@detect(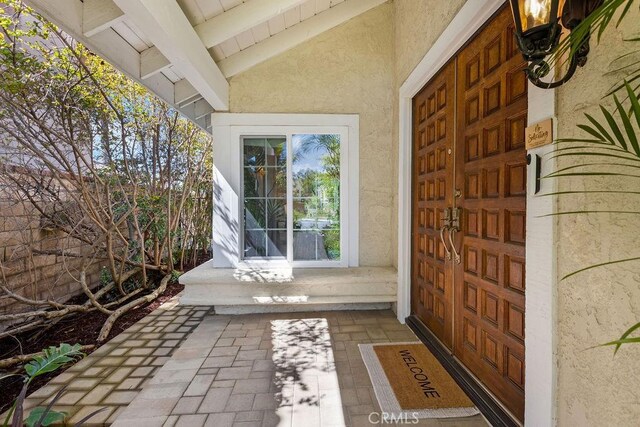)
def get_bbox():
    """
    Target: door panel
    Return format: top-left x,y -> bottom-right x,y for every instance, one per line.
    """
410,5 -> 527,422
453,6 -> 527,421
411,61 -> 455,349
